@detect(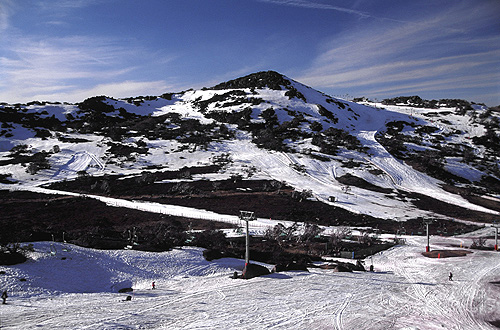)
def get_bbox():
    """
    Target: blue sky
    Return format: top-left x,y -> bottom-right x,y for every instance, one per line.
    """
0,0 -> 499,105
